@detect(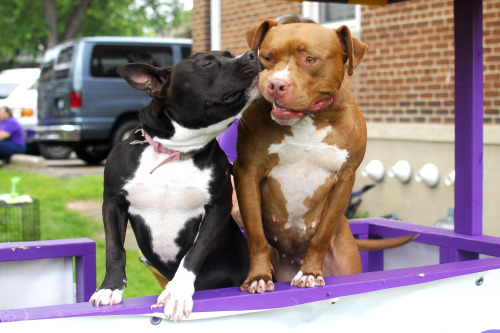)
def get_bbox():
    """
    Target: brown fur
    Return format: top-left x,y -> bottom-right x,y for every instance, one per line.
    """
234,20 -> 413,293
